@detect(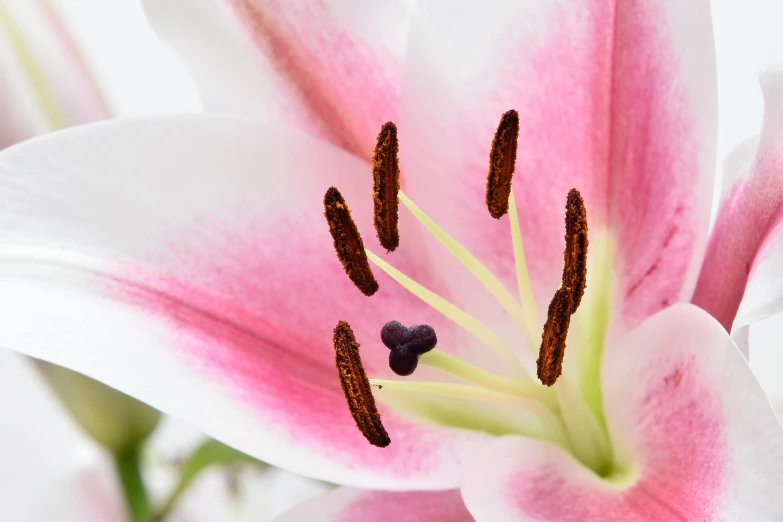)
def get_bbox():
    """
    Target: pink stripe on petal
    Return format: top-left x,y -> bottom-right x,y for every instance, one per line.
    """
693,69 -> 783,332
144,0 -> 408,159
116,173 -> 487,487
126,191 -> 492,476
226,0 -> 403,158
0,115 -> 487,489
